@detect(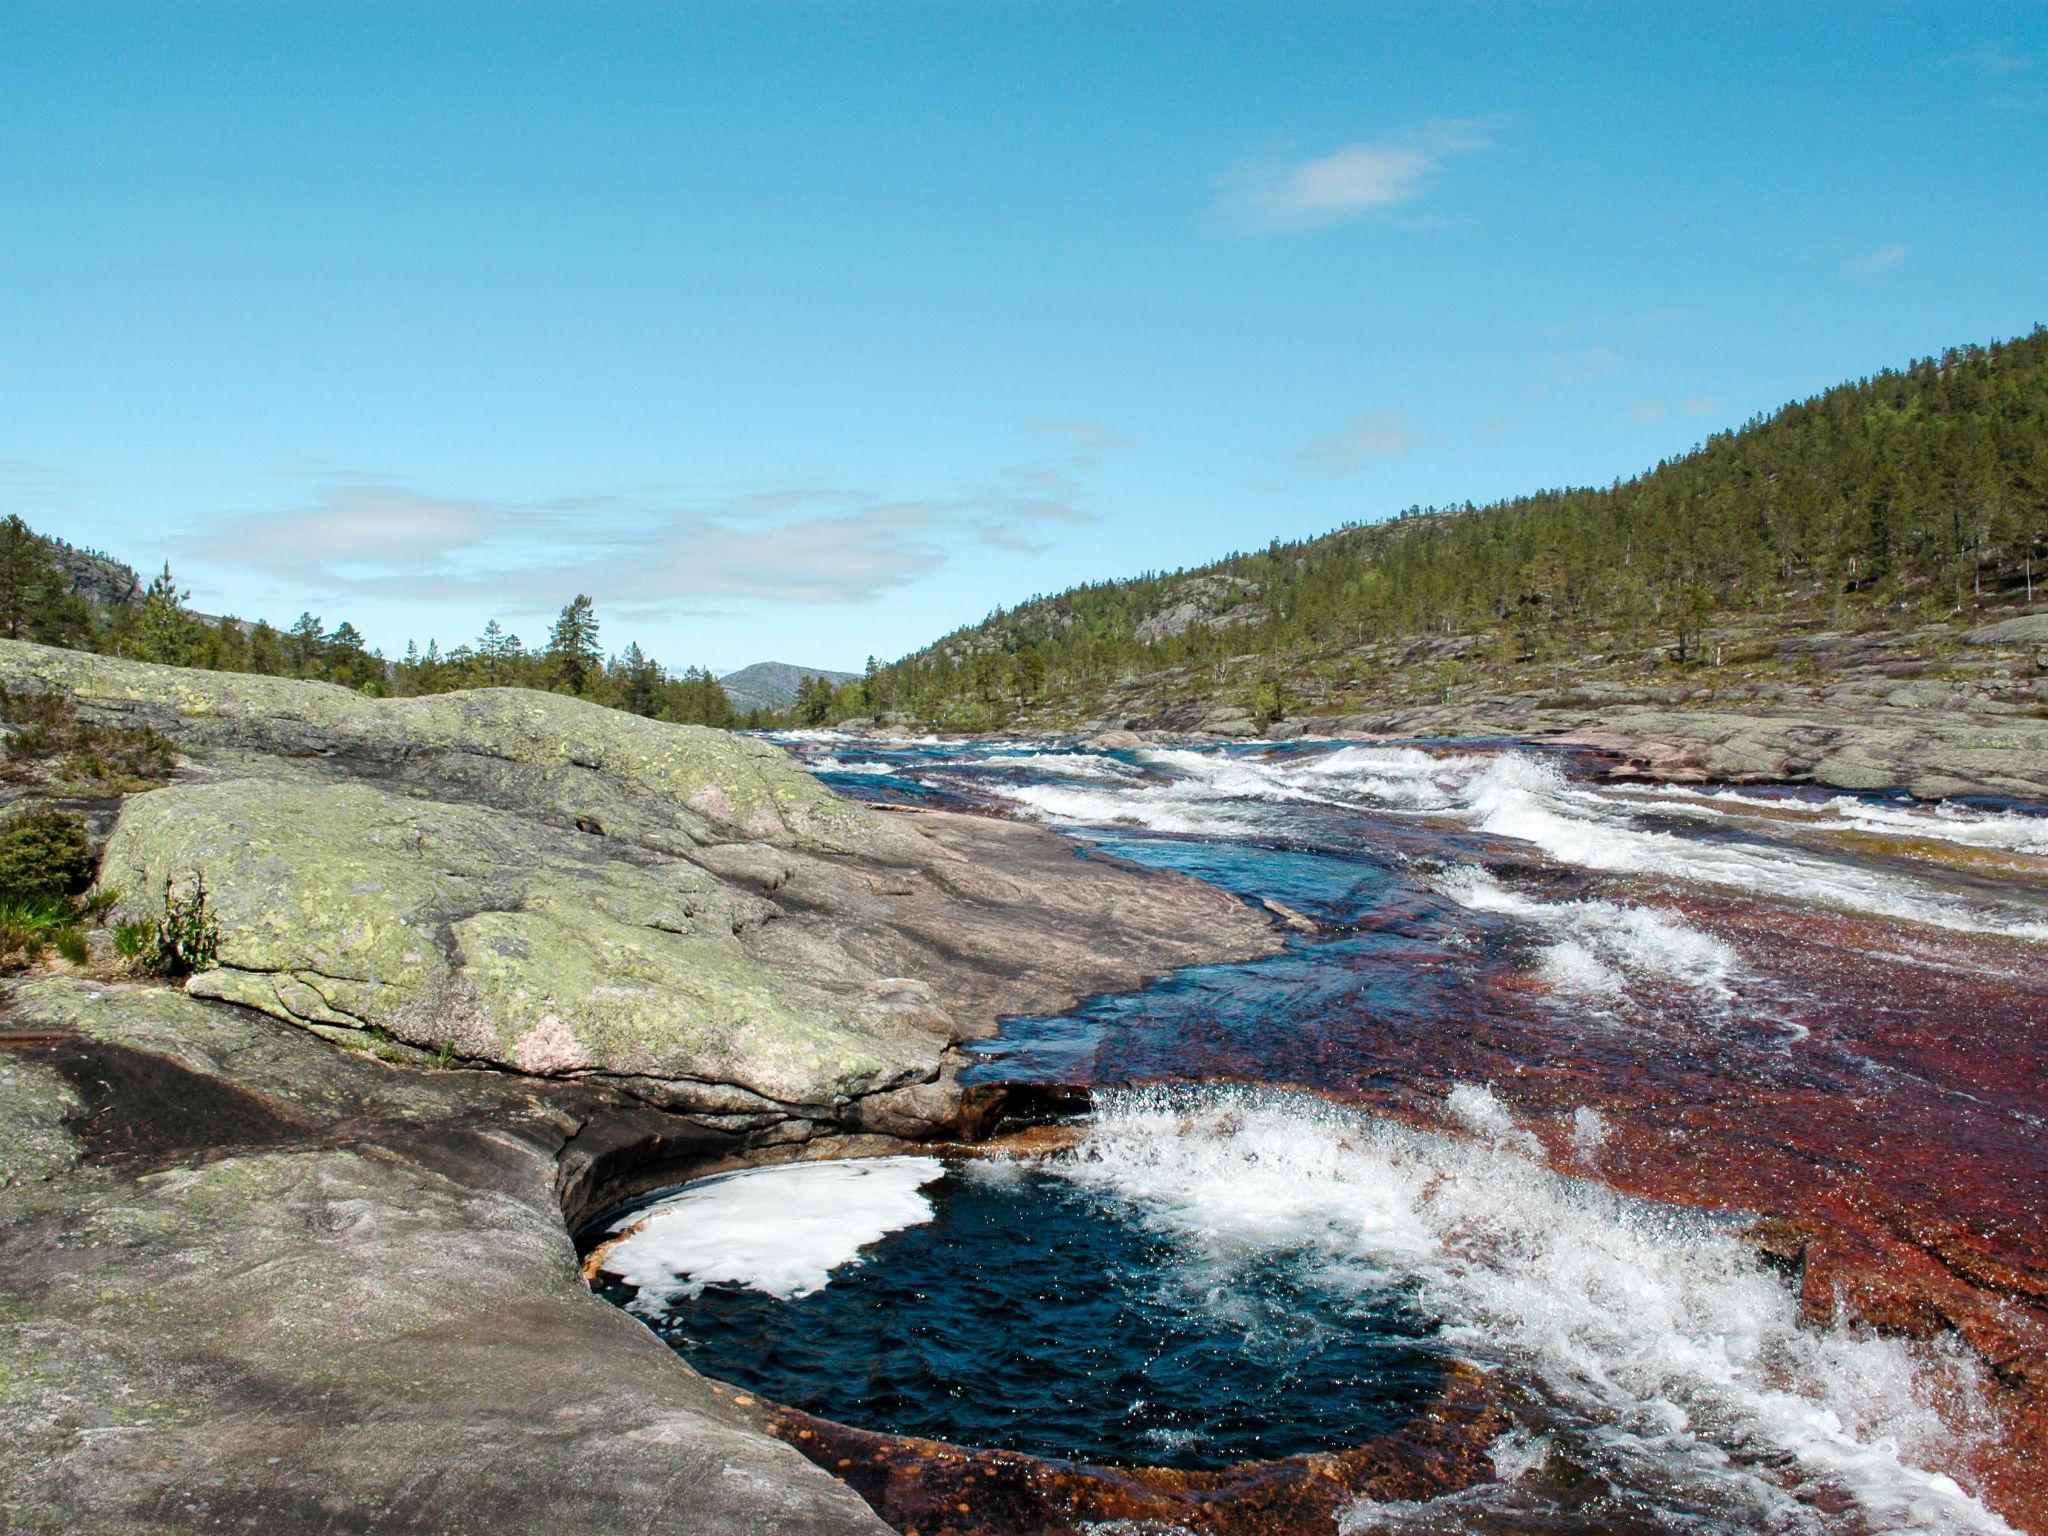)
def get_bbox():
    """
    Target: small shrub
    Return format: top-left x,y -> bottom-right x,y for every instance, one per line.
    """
0,686 -> 176,792
0,894 -> 79,971
153,871 -> 221,976
112,916 -> 154,959
52,927 -> 88,965
0,806 -> 93,904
